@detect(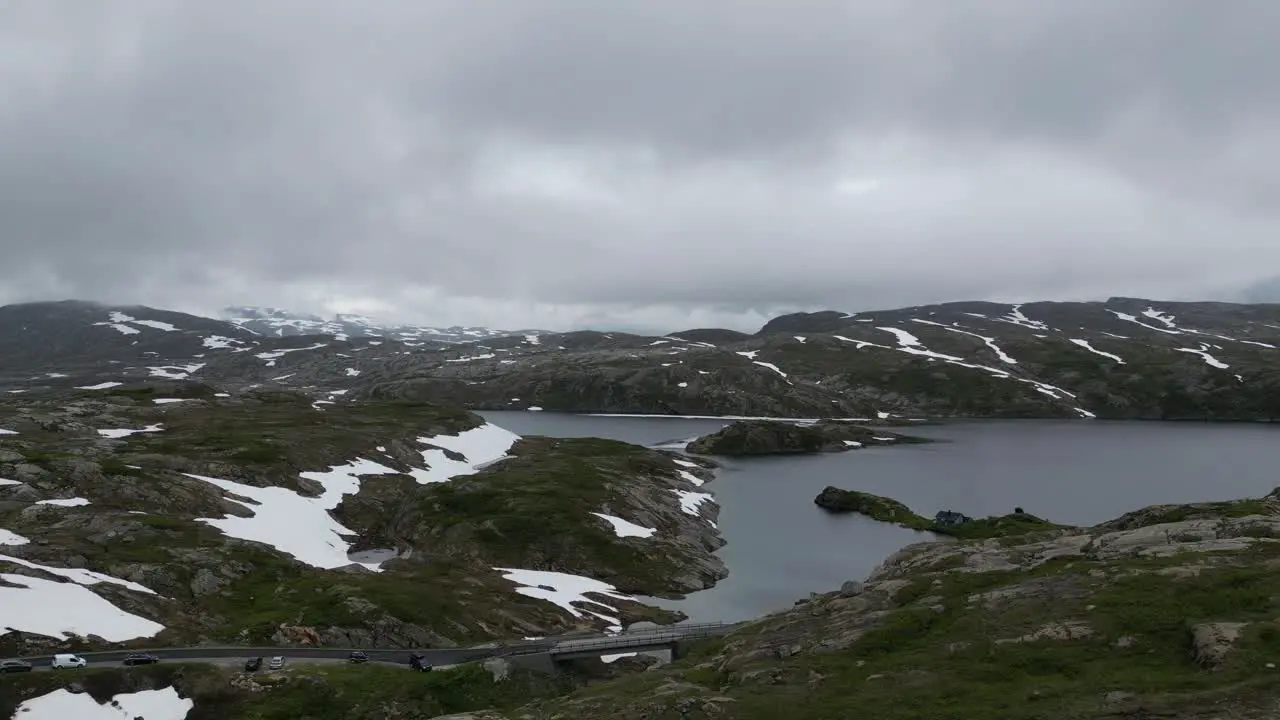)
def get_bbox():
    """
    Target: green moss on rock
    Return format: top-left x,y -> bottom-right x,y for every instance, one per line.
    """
687,420 -> 925,456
